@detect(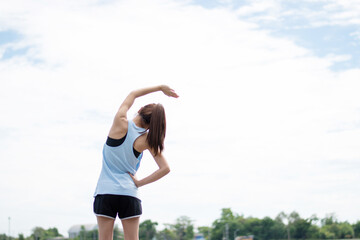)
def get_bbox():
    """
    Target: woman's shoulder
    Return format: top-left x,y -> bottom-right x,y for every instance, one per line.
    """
108,117 -> 128,139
